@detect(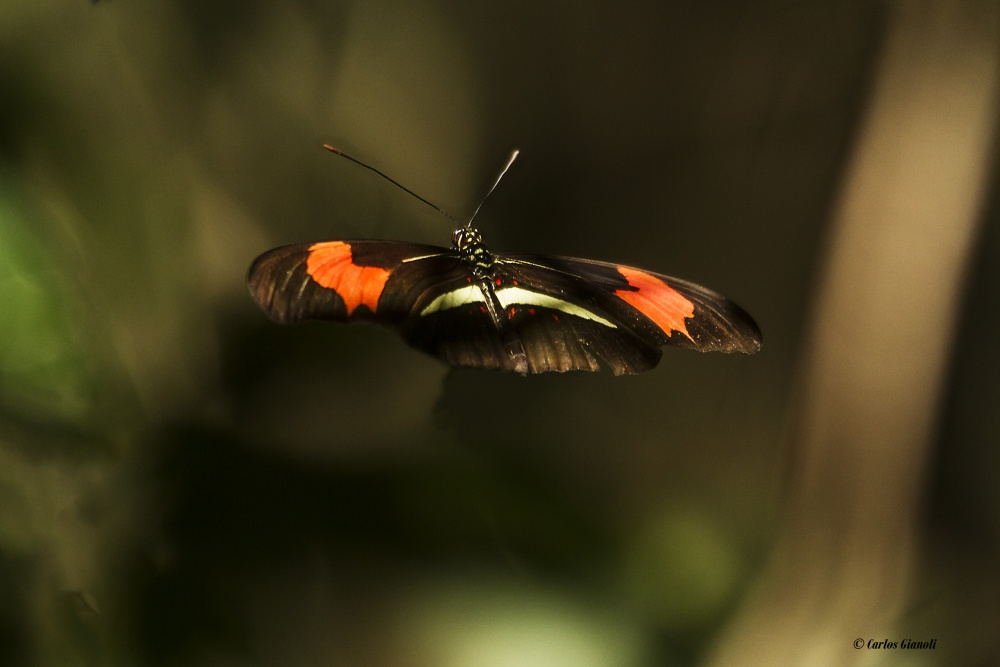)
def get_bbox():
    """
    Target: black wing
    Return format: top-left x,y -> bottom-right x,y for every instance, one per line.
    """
396,255 -> 759,375
247,240 -> 463,325
397,264 -> 665,374
503,254 -> 762,354
248,243 -> 760,375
